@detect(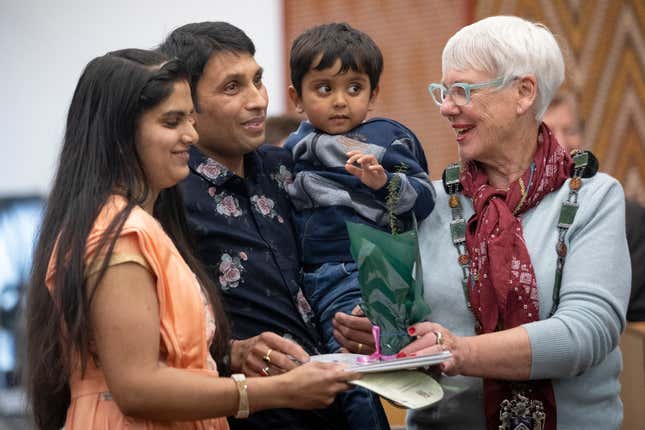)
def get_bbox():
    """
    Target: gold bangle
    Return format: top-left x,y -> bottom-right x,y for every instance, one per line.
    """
231,373 -> 249,418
